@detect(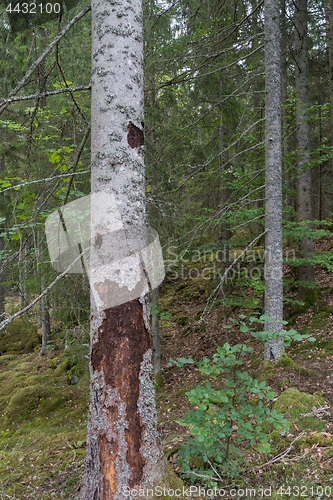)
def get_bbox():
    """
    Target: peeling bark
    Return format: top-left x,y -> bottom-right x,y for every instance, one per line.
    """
81,300 -> 163,499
